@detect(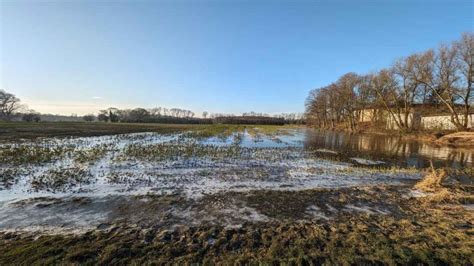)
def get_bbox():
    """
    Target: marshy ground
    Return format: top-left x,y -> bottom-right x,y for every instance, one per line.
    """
0,124 -> 472,264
